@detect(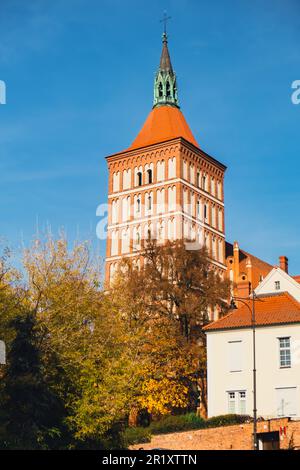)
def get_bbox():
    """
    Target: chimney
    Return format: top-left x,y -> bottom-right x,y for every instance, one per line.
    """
233,241 -> 240,284
279,256 -> 288,274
